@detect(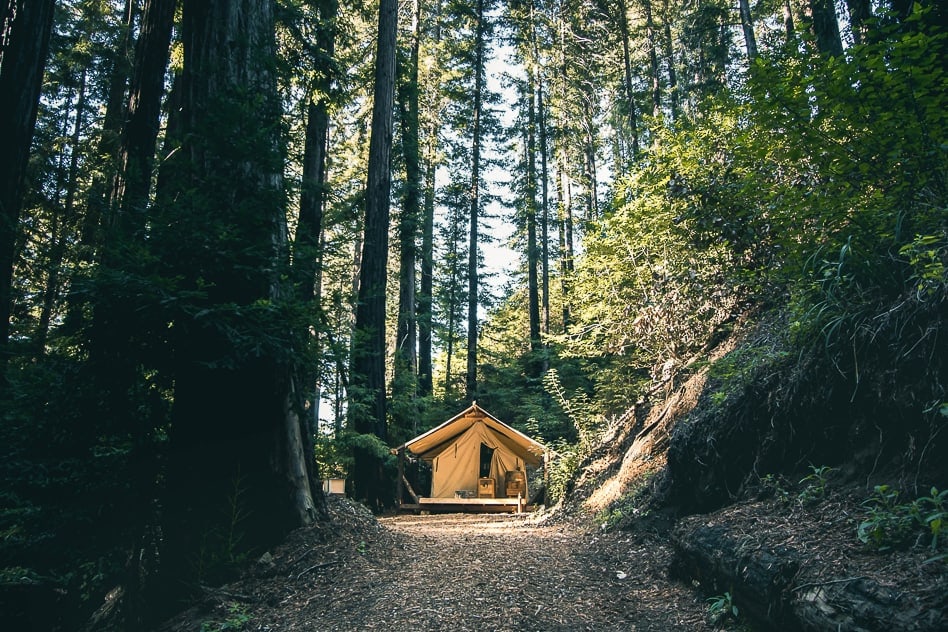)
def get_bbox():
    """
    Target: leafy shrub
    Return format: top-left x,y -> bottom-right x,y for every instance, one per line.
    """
200,602 -> 252,632
706,591 -> 739,625
797,465 -> 834,505
857,485 -> 947,554
543,369 -> 607,504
